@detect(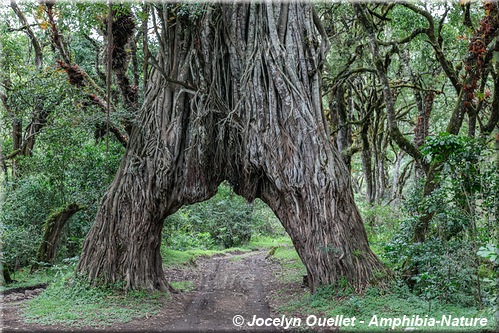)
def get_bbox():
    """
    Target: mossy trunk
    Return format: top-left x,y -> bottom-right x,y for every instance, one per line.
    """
31,202 -> 83,272
2,266 -> 14,285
